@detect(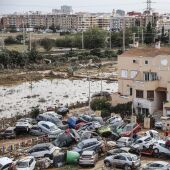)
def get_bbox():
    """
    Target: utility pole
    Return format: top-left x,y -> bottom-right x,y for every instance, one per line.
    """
122,17 -> 126,52
168,29 -> 170,44
110,30 -> 112,49
142,28 -> 144,46
22,20 -> 26,52
82,30 -> 84,49
133,33 -> 136,45
29,32 -> 32,51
